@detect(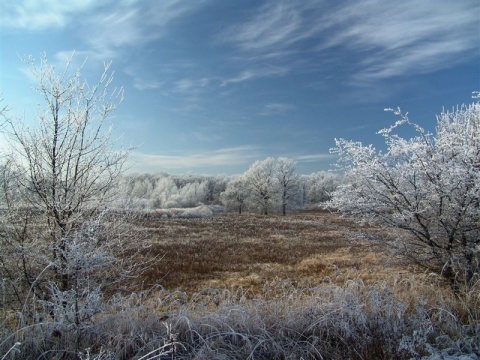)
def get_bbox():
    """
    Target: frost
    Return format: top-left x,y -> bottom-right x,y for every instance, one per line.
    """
327,102 -> 480,291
